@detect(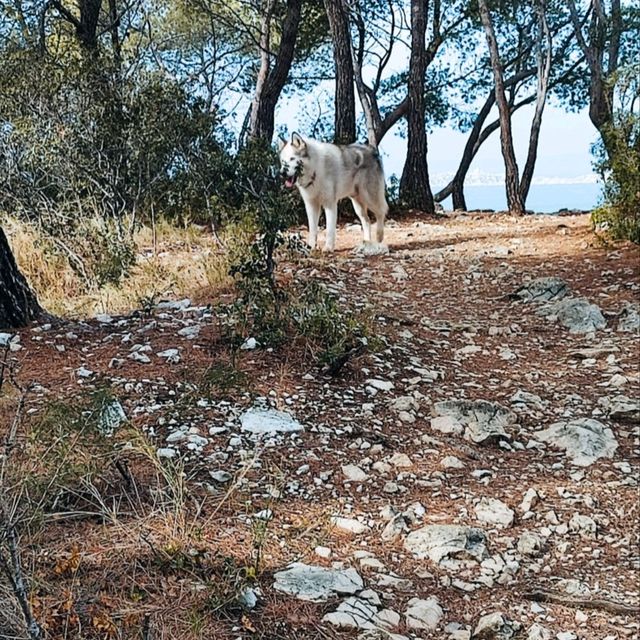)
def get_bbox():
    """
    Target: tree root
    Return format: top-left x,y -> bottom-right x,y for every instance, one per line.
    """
524,589 -> 640,615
